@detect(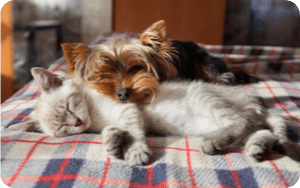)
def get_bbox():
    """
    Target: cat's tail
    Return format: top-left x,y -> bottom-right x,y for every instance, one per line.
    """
266,110 -> 300,161
277,139 -> 300,162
